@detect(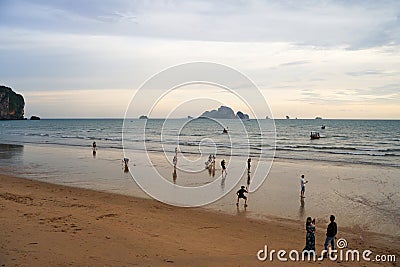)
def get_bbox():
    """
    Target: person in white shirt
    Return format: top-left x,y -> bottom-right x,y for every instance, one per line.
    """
300,174 -> 308,198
